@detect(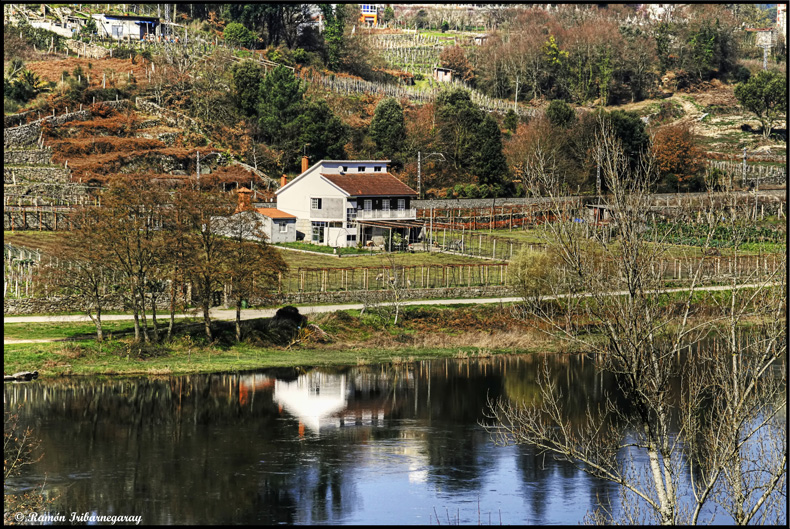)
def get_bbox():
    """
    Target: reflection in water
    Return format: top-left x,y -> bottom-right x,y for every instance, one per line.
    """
4,356 -> 637,524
